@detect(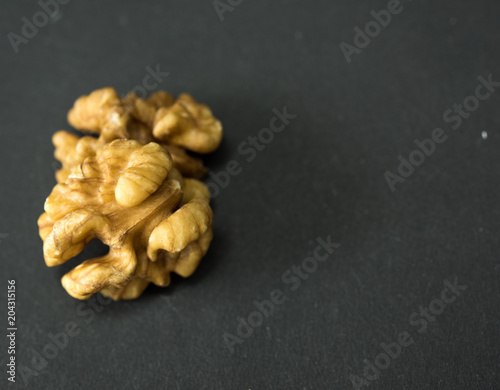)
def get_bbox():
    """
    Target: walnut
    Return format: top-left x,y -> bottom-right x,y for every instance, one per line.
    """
40,87 -> 221,299
153,93 -> 223,153
65,88 -> 221,179
67,87 -> 121,133
38,139 -> 213,300
52,131 -> 100,183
